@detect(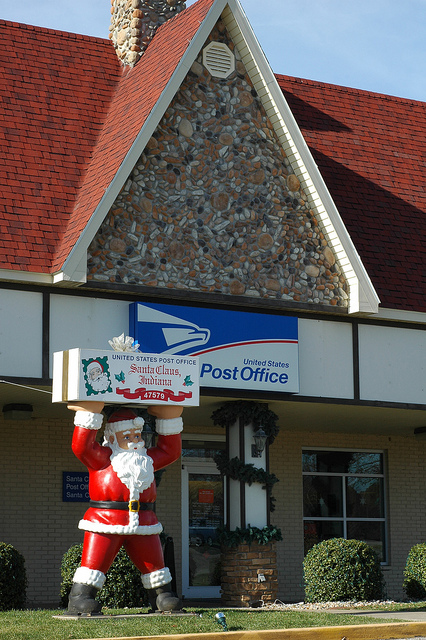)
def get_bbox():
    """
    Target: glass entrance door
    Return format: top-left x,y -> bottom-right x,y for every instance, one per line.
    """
182,463 -> 224,598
